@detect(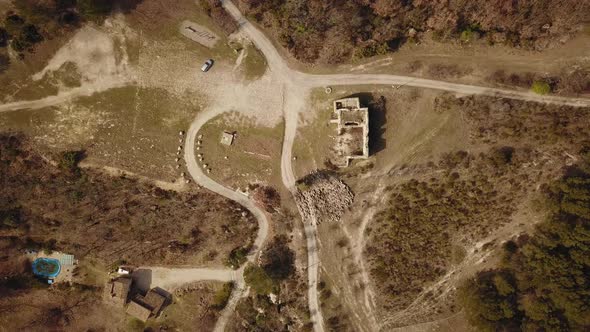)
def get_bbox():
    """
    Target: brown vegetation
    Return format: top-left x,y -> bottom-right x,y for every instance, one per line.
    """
427,63 -> 472,79
0,281 -> 123,331
0,134 -> 258,267
488,68 -> 590,95
367,147 -> 535,311
460,155 -> 590,331
230,206 -> 310,330
0,0 -> 142,58
365,95 -> 590,320
236,0 -> 590,63
199,0 -> 238,34
443,95 -> 590,148
251,185 -> 281,213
